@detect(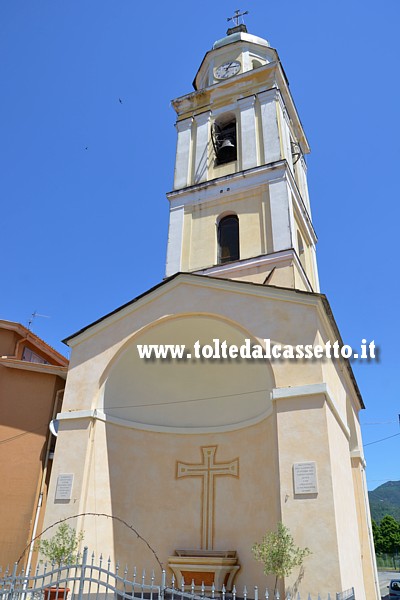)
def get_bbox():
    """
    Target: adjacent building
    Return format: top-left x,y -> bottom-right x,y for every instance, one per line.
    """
0,320 -> 68,568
